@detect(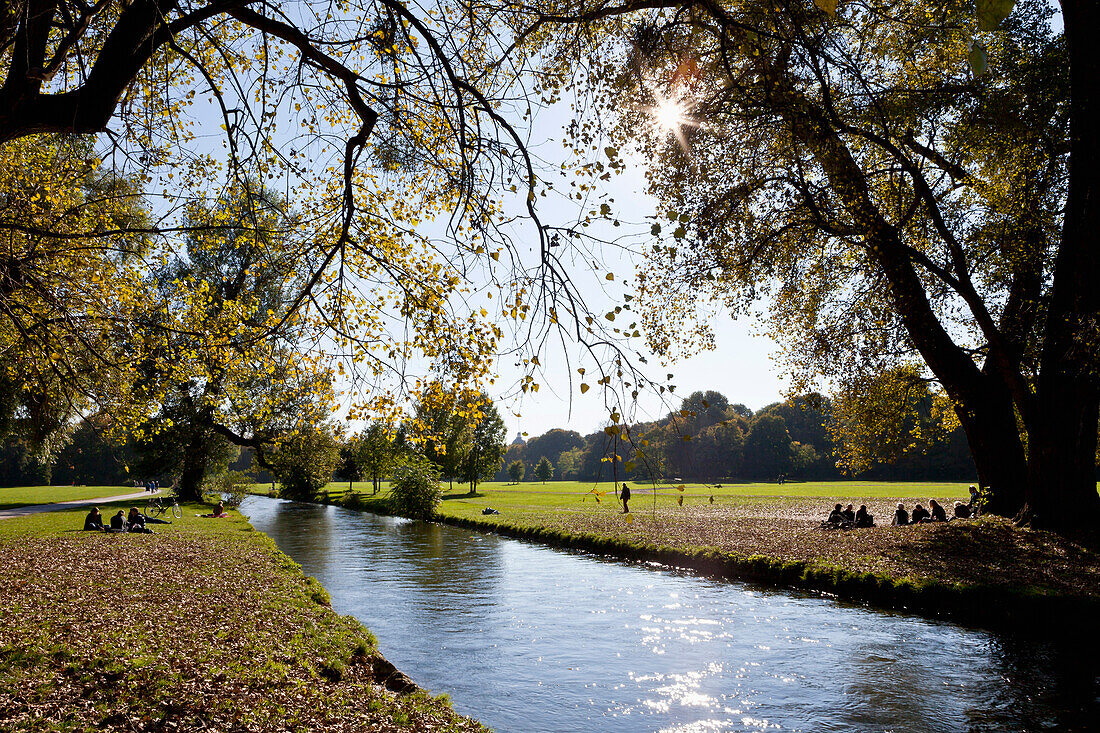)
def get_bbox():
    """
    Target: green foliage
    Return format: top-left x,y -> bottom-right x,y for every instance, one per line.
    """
271,425 -> 341,501
507,460 -> 525,483
534,456 -> 554,483
203,470 -> 253,508
388,455 -> 442,520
